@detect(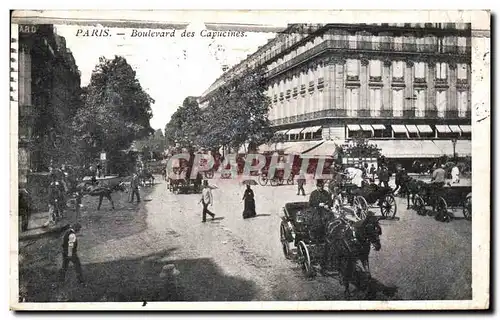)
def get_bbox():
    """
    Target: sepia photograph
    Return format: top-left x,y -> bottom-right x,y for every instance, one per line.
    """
9,9 -> 490,310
